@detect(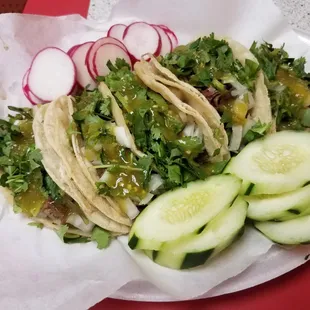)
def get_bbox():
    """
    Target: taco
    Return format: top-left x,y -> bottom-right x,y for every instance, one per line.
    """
250,41 -> 310,131
42,97 -> 132,232
151,34 -> 273,151
0,106 -> 106,244
66,60 -> 232,215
